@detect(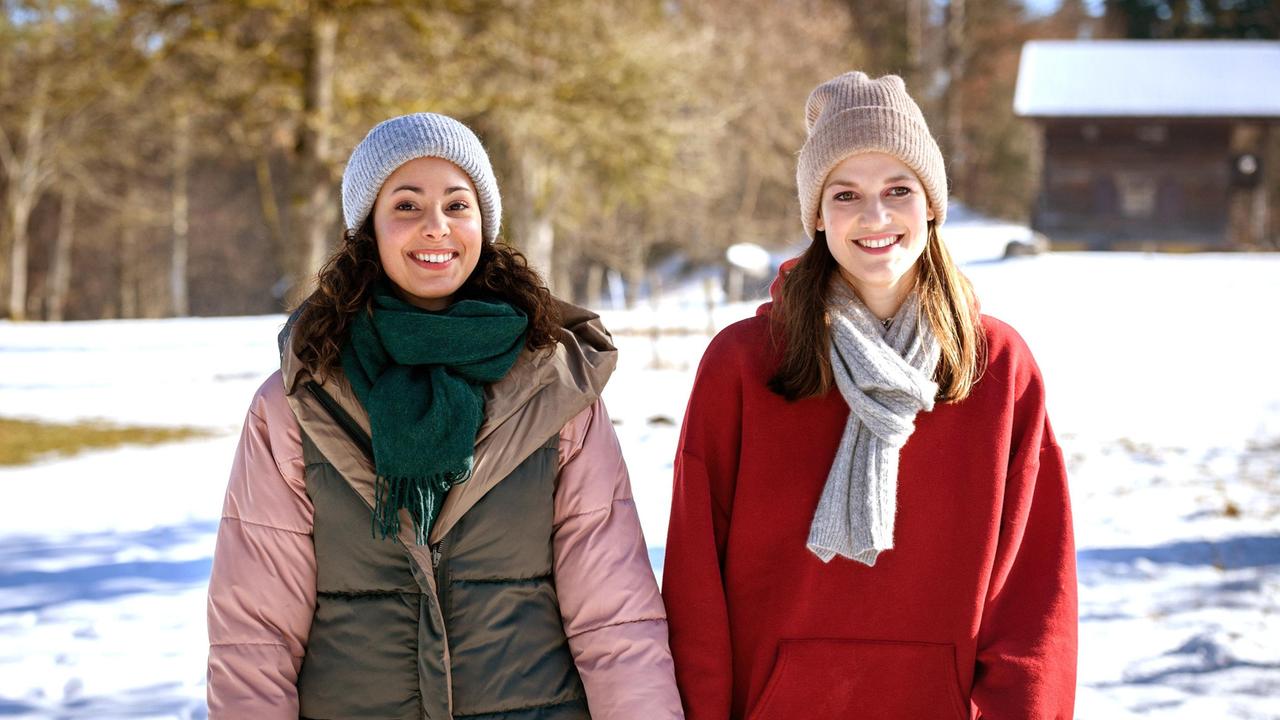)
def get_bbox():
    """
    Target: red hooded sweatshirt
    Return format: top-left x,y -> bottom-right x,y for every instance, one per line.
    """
661,267 -> 1077,720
